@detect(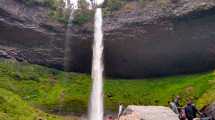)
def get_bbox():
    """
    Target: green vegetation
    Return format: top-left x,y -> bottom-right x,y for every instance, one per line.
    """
0,59 -> 215,119
21,0 -> 127,25
73,0 -> 127,25
0,59 -> 91,114
73,9 -> 94,25
106,73 -> 215,110
48,10 -> 69,25
21,0 -> 61,9
21,0 -> 147,25
21,0 -> 68,25
0,88 -> 61,120
103,0 -> 125,15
